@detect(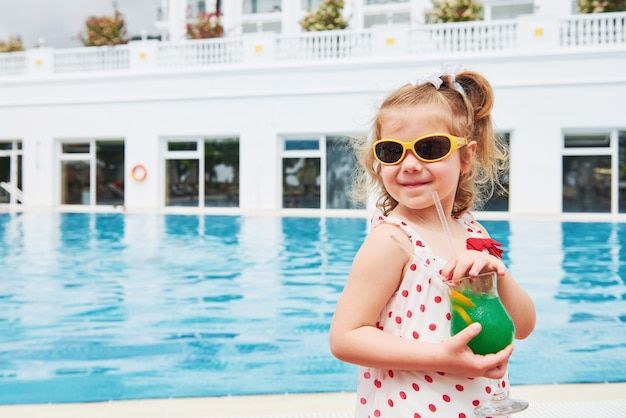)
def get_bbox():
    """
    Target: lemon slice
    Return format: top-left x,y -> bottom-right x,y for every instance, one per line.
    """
450,289 -> 475,308
452,305 -> 473,325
